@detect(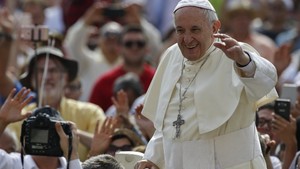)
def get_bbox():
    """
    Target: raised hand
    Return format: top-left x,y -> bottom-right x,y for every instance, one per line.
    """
88,117 -> 117,157
272,113 -> 296,144
213,33 -> 250,66
272,113 -> 297,169
0,8 -> 14,34
134,103 -> 143,119
0,88 -> 33,133
272,43 -> 291,76
111,89 -> 129,118
83,2 -> 108,26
